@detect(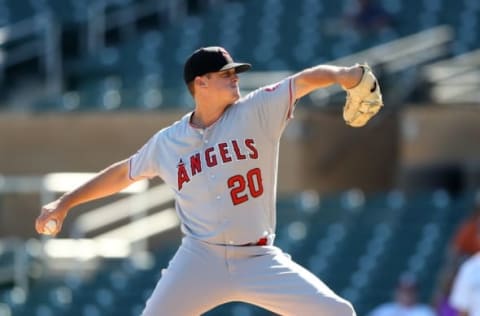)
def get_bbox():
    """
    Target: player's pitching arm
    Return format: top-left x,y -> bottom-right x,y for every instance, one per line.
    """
35,159 -> 135,236
292,64 -> 383,127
